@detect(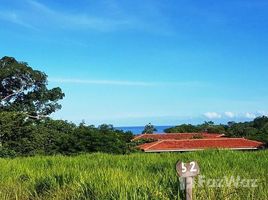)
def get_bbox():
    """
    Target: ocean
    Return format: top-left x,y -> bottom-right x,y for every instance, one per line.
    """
116,125 -> 172,134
